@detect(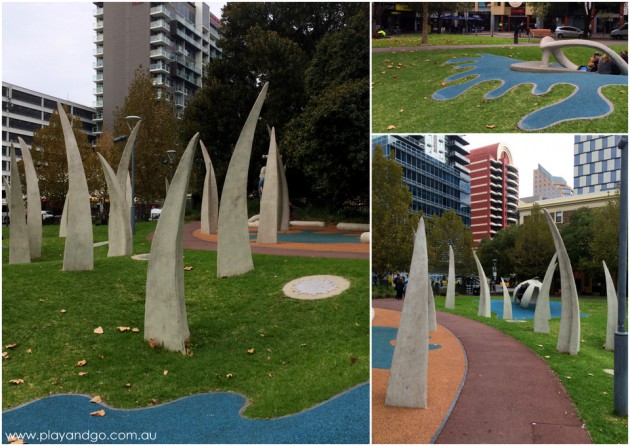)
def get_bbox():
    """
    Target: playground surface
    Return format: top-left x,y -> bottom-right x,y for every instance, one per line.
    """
372,298 -> 592,444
